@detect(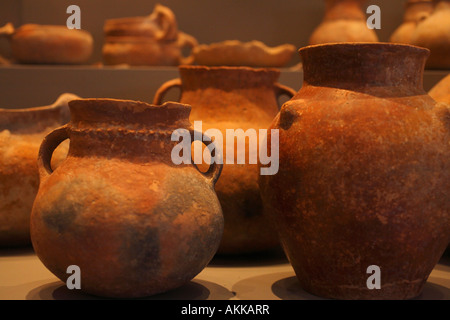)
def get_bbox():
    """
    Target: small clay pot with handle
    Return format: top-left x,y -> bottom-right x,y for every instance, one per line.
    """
30,99 -> 224,298
154,66 -> 296,255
